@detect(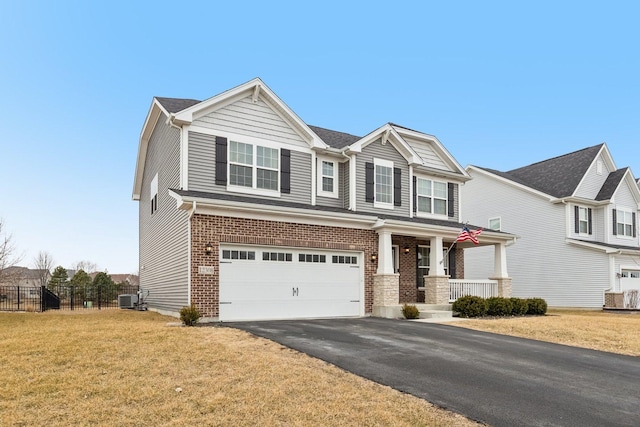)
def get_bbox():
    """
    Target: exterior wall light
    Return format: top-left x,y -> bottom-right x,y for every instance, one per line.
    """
205,242 -> 213,255
370,253 -> 377,263
403,246 -> 410,254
